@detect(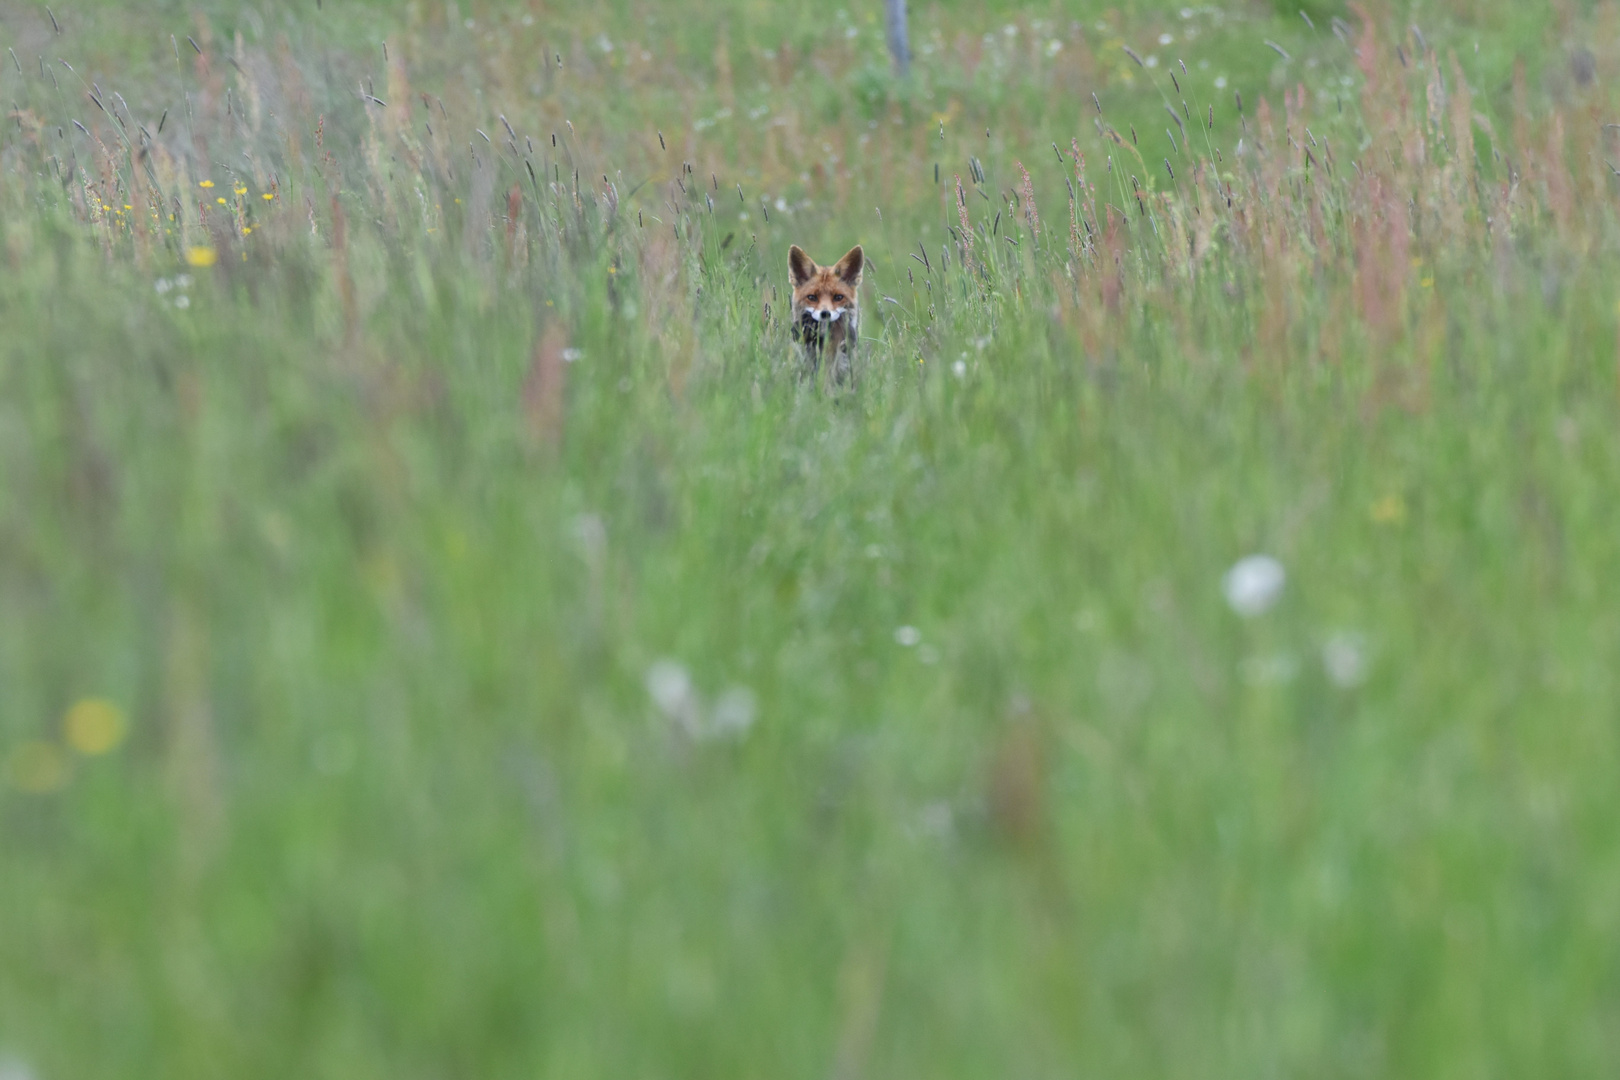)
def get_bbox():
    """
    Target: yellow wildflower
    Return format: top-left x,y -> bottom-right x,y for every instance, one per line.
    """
199,180 -> 214,188
64,699 -> 127,755
262,192 -> 275,200
216,197 -> 227,205
185,246 -> 218,268
6,740 -> 69,793
1370,494 -> 1407,526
